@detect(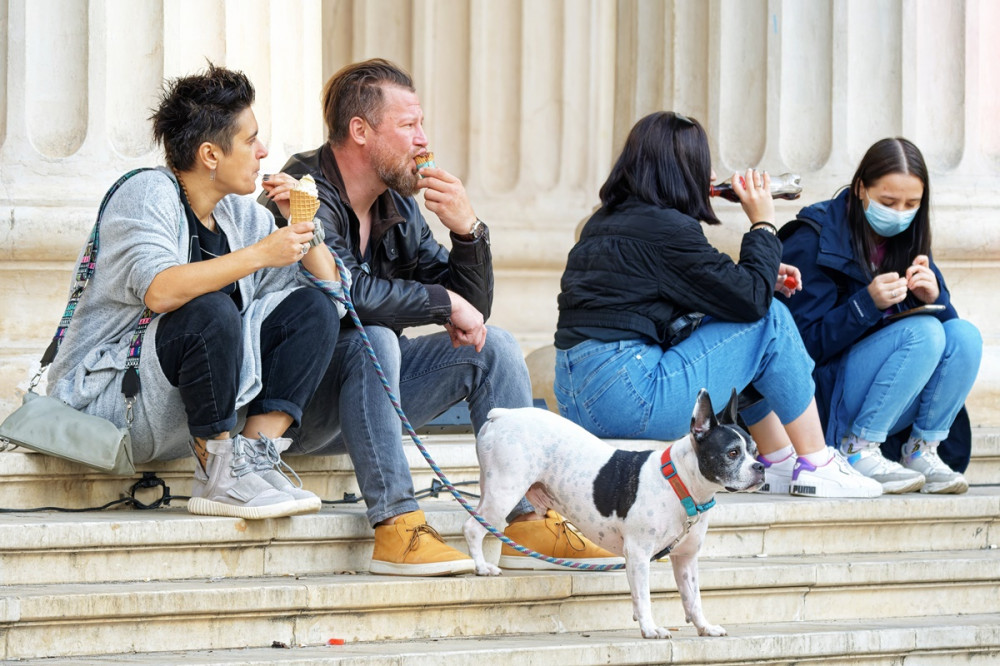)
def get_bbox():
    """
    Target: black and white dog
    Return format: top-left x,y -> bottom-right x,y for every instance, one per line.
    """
463,389 -> 764,639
